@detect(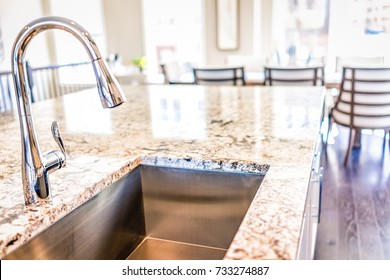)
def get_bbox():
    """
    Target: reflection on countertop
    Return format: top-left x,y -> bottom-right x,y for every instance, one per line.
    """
0,85 -> 324,259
